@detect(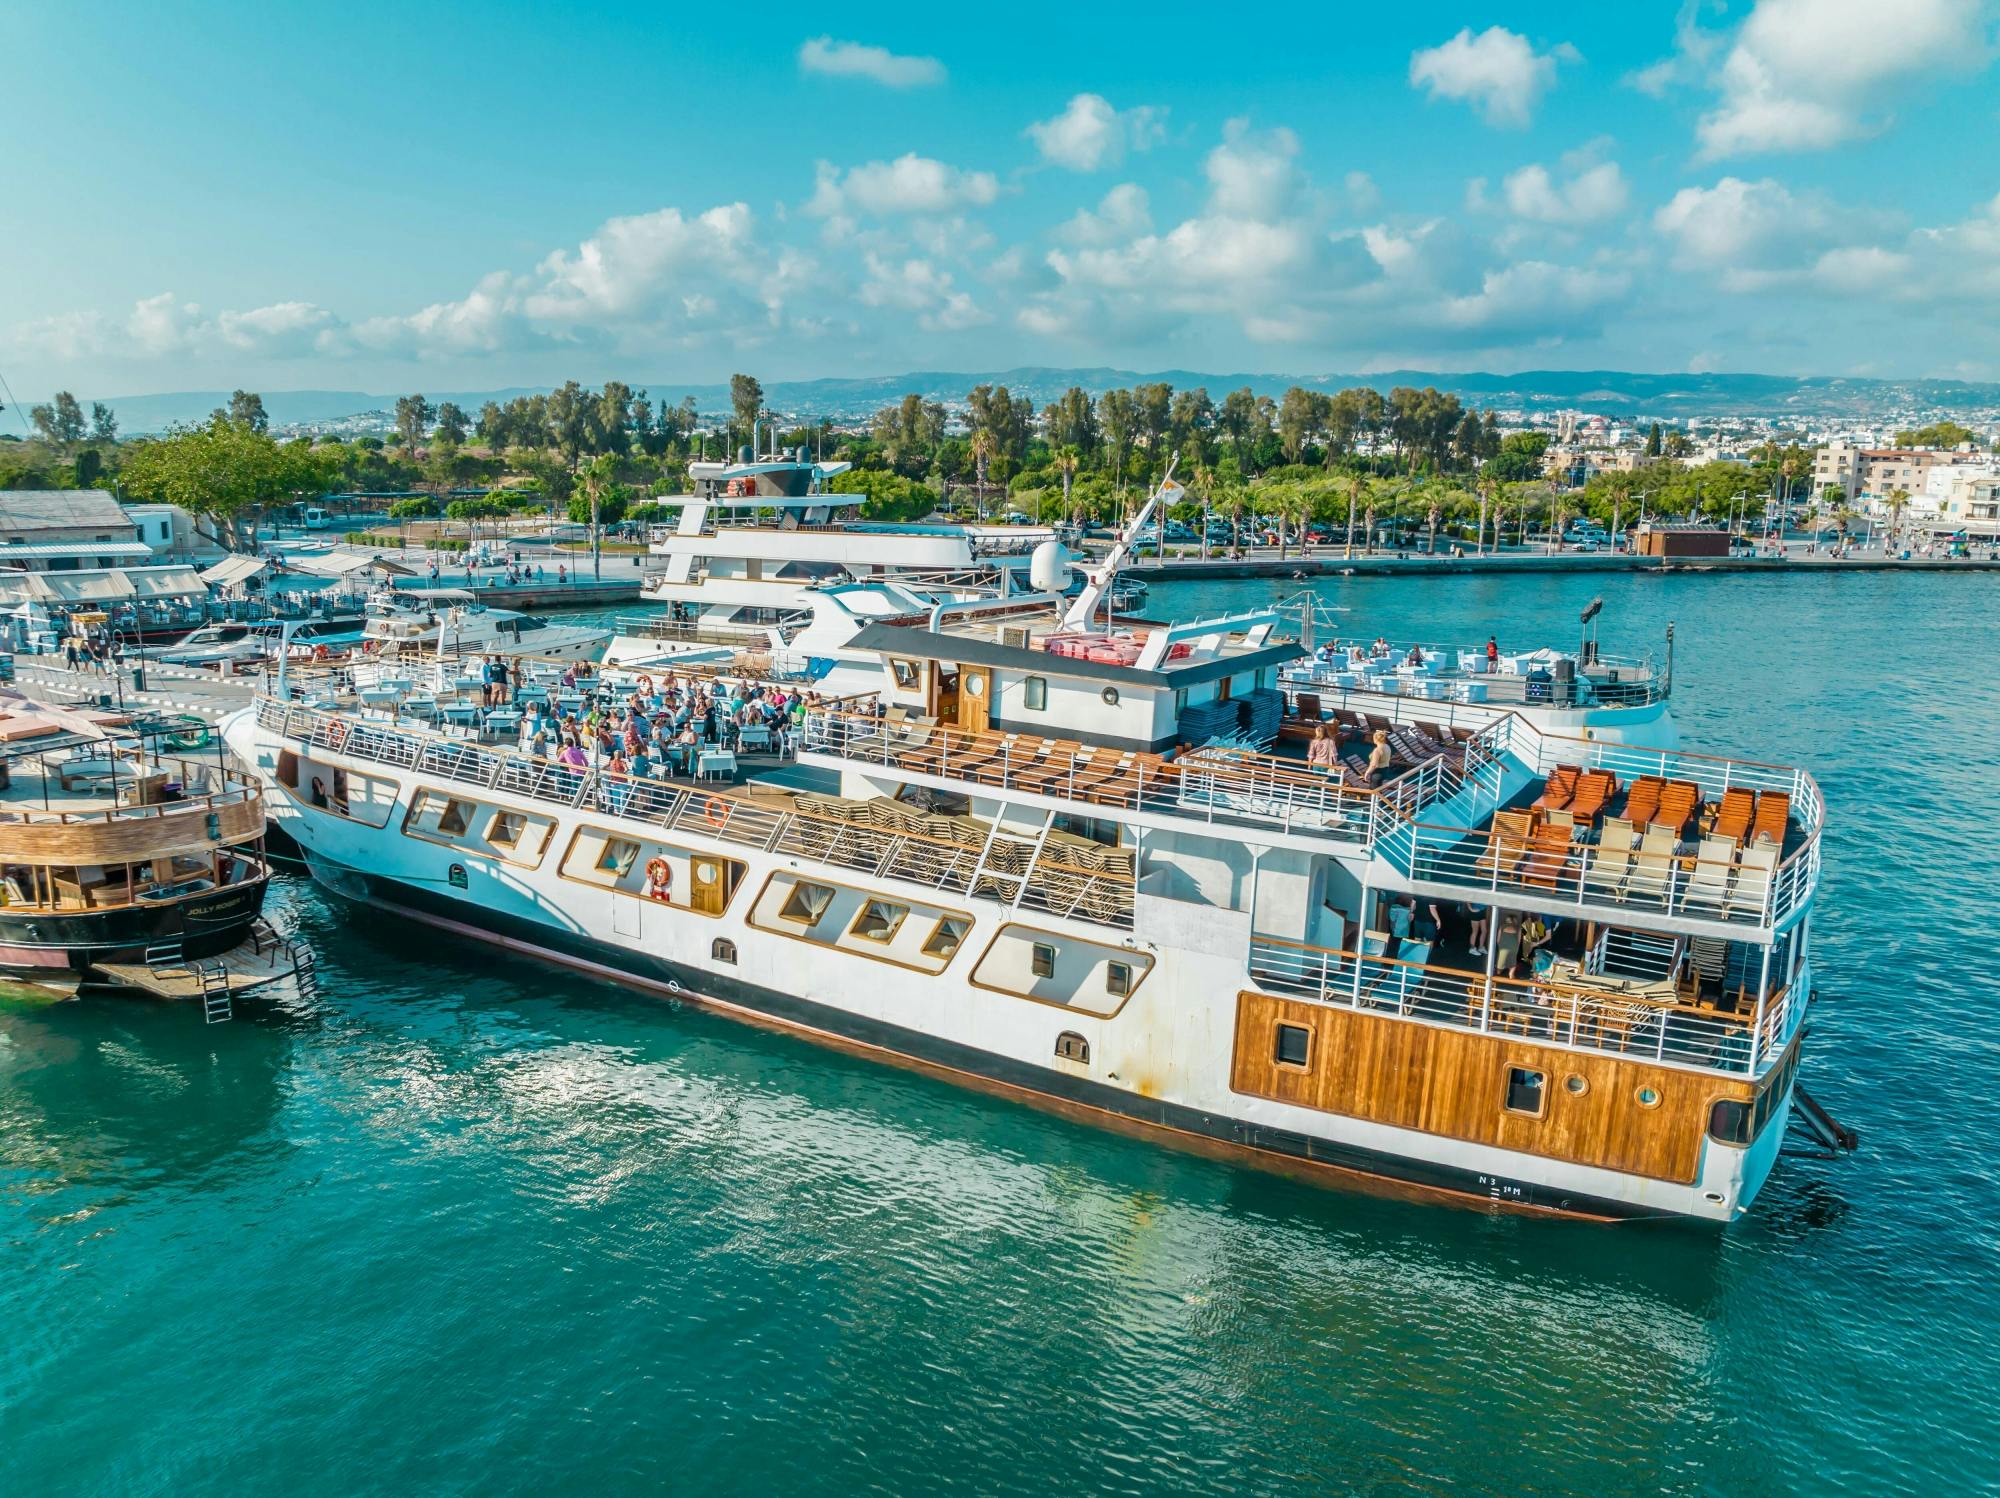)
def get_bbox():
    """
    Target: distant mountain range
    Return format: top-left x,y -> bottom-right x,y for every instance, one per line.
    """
86,368 -> 2000,433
